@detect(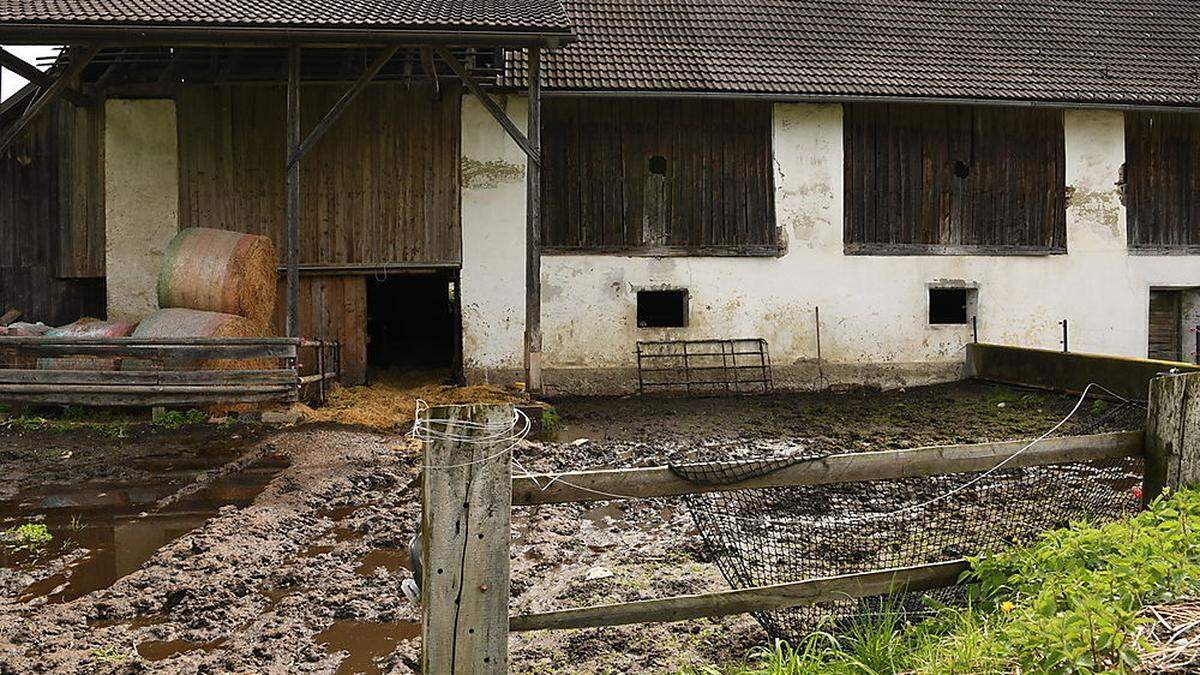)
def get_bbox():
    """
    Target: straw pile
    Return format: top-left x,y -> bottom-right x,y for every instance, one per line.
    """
290,370 -> 525,430
157,228 -> 278,328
